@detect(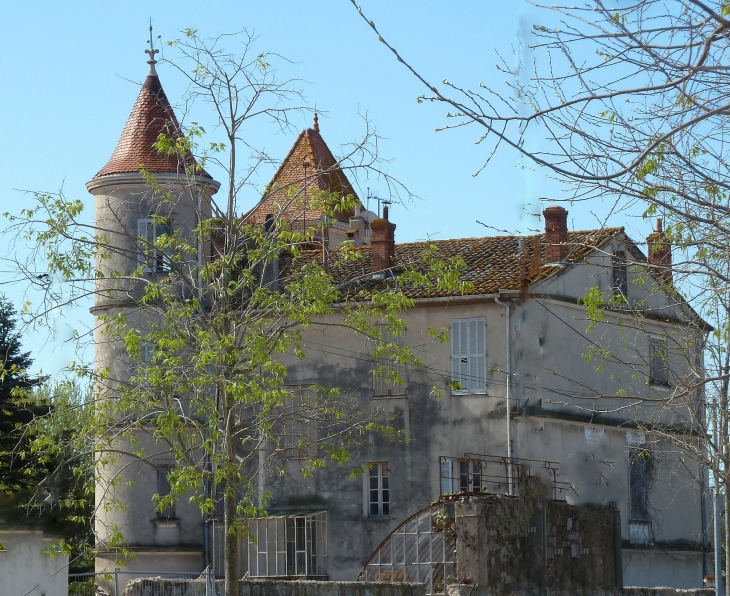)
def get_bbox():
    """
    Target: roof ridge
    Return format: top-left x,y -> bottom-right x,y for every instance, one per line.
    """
293,226 -> 624,255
